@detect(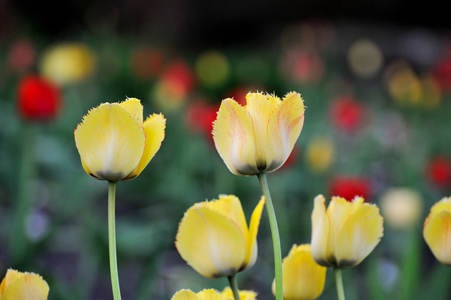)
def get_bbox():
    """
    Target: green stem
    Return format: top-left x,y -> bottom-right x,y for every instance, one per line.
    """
108,181 -> 122,300
227,275 -> 240,300
334,268 -> 346,300
257,172 -> 283,300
